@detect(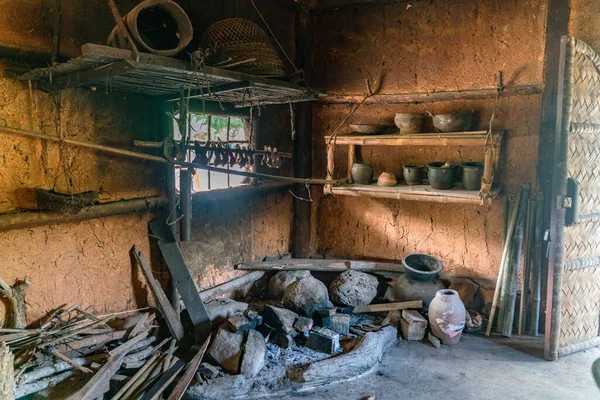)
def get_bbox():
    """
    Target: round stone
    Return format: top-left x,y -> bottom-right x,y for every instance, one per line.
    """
329,270 -> 379,307
282,275 -> 329,317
